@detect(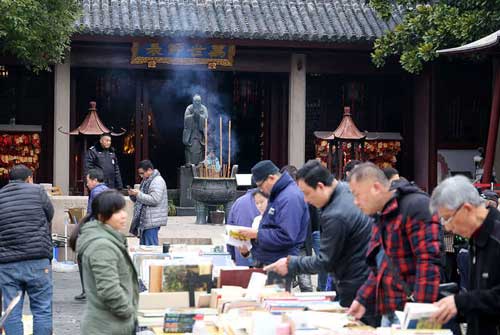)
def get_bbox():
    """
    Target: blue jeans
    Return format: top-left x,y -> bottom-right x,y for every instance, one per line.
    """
381,311 -> 400,327
312,231 -> 328,291
140,227 -> 160,245
0,258 -> 52,335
